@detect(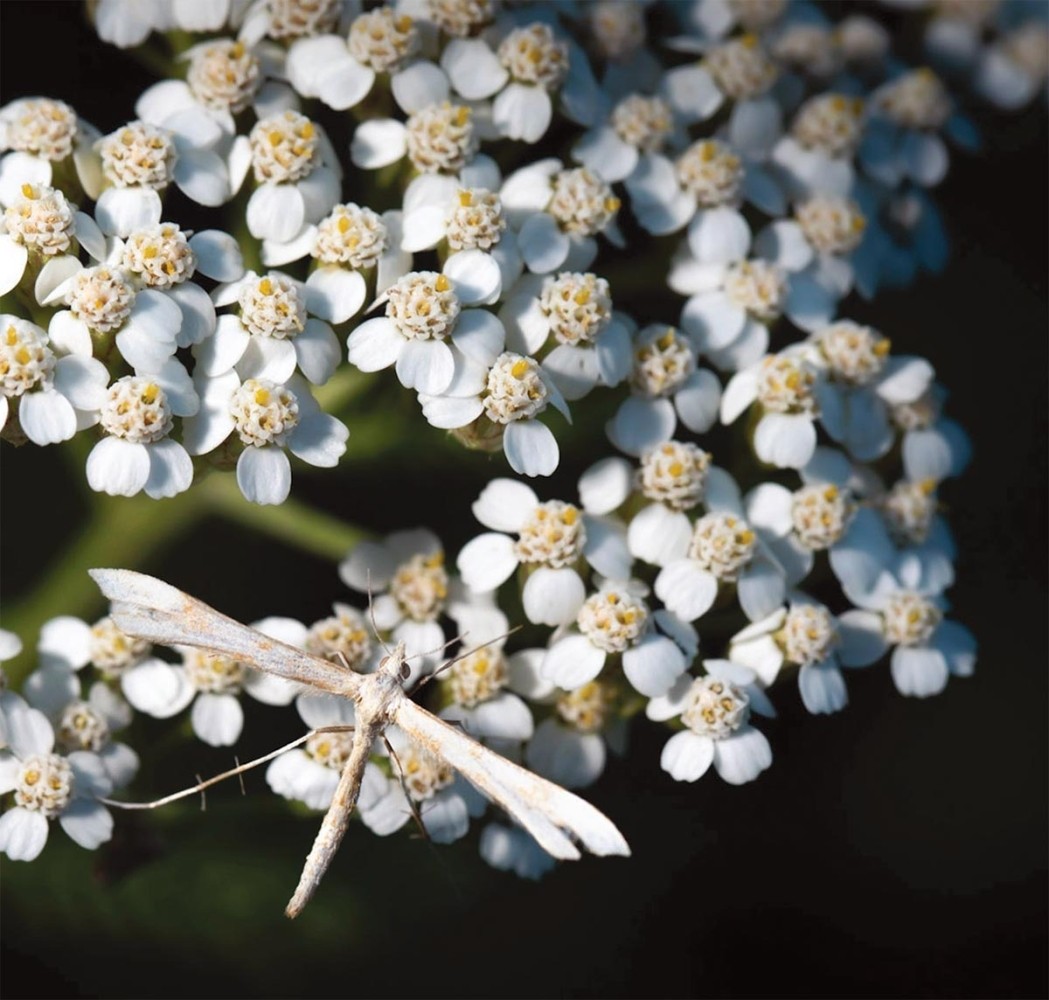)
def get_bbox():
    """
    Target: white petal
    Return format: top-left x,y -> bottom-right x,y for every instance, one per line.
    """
143,439 -> 193,499
0,808 -> 49,861
173,149 -> 230,207
784,273 -> 835,333
654,560 -> 718,621
351,119 -> 407,170
59,799 -> 113,850
582,516 -> 632,580
441,39 -> 508,100
0,151 -> 51,207
503,419 -> 559,477
660,731 -> 715,783
168,282 -> 216,348
94,186 -> 162,237
444,251 -> 502,306
522,567 -> 585,627
542,343 -> 600,401
236,445 -> 292,505
730,633 -> 784,687
713,725 -> 772,784
737,560 -> 785,621
525,719 -> 605,789
877,356 -> 934,405
622,634 -> 687,697
628,504 -> 692,567
720,366 -> 760,423
472,478 -> 538,531
86,437 -> 150,497
681,291 -> 746,350
346,316 -> 404,371
518,212 -> 570,274
753,412 -> 817,469
263,227 -> 318,267
837,609 -> 888,667
246,184 -> 305,243
902,131 -> 948,188
298,166 -> 341,225
456,533 -> 518,592
675,368 -> 722,433
38,616 -> 91,669
305,267 -> 366,324
608,396 -> 676,456
541,634 -> 606,690
293,318 -> 340,384
237,335 -> 297,384
286,35 -> 351,98
419,393 -> 484,428
754,220 -> 814,271
189,229 -> 244,281
121,660 -> 194,717
401,204 -> 447,252
18,390 -> 77,446
0,234 -> 27,296
391,60 -> 450,113
661,64 -> 723,122
933,619 -> 976,678
317,55 -> 376,111
572,127 -> 638,183
890,644 -> 949,698
728,97 -> 782,159
420,790 -> 470,844
493,83 -> 552,144
578,456 -> 632,515
191,692 -> 244,746
798,661 -> 848,715
5,699 -> 55,757
395,338 -> 454,395
688,207 -> 752,265
35,254 -> 82,305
